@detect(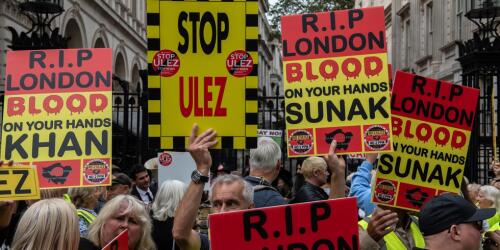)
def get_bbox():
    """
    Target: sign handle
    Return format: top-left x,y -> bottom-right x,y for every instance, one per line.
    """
492,87 -> 498,162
